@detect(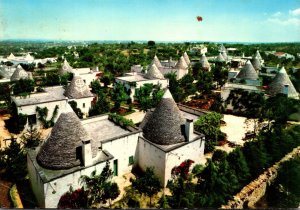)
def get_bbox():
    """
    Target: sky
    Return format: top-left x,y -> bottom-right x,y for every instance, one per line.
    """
0,0 -> 300,42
